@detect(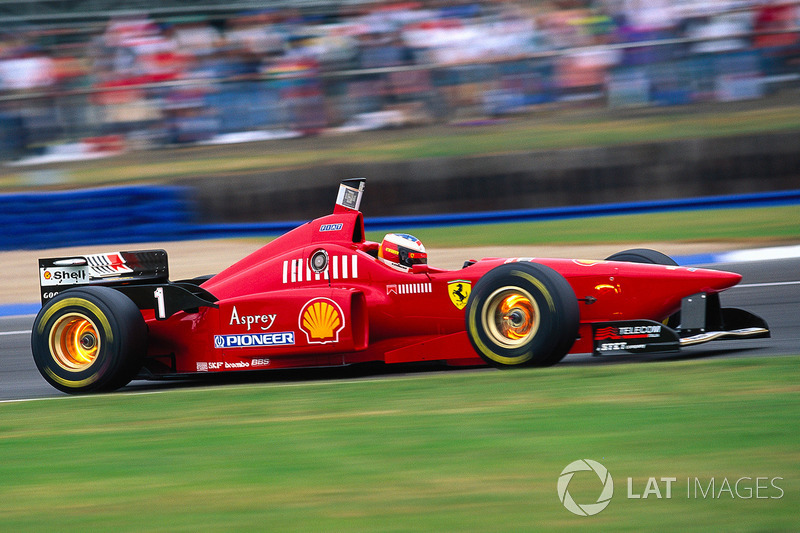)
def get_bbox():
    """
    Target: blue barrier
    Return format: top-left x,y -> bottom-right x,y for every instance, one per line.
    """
0,185 -> 192,251
1,187 -> 798,250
